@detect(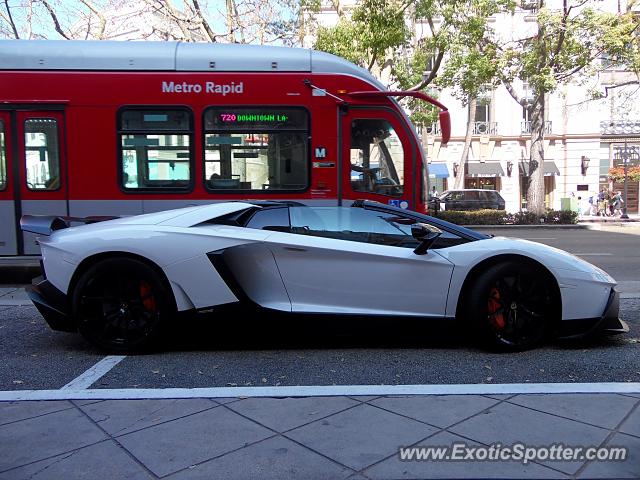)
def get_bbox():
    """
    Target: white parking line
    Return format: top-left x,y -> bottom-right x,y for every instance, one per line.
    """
1,382 -> 639,401
61,355 -> 126,390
